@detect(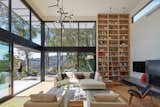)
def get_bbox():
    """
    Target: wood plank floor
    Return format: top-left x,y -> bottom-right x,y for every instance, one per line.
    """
109,84 -> 160,107
17,81 -> 55,96
1,82 -> 160,107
